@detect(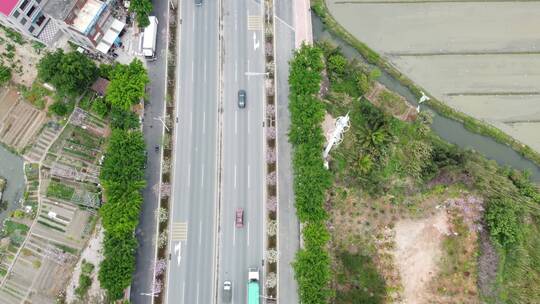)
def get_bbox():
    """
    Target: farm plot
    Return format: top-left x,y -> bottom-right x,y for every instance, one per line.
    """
44,123 -> 105,173
0,85 -> 47,151
326,0 -> 540,153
